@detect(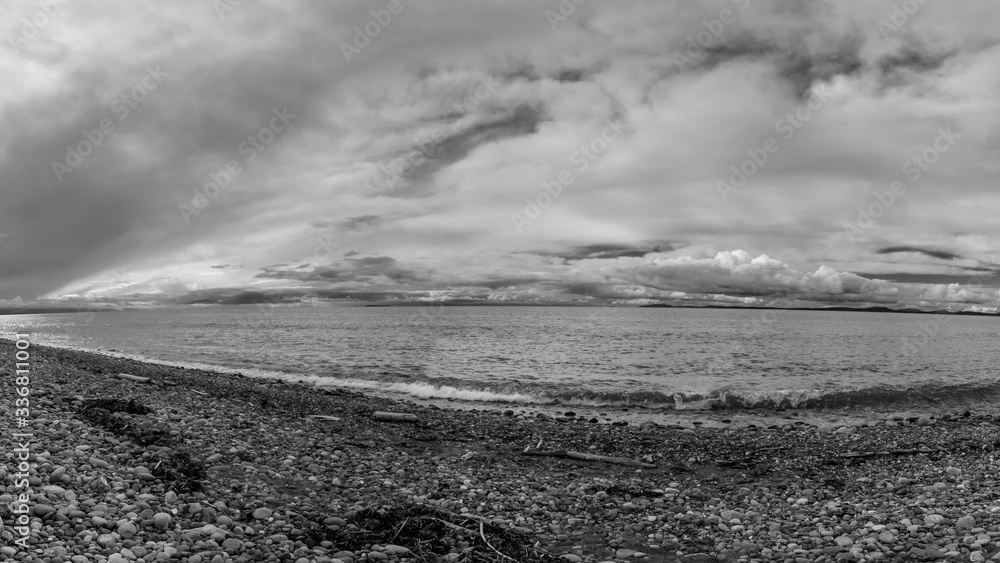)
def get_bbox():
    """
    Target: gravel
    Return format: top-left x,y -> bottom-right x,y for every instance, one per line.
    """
3,341 -> 1000,562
